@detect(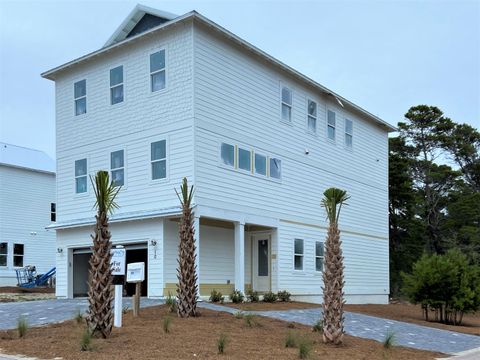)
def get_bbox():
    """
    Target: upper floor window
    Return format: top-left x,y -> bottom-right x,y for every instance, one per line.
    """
238,147 -> 251,172
221,143 -> 235,167
110,150 -> 125,186
150,50 -> 166,92
13,244 -> 24,267
254,153 -> 267,176
151,140 -> 166,180
0,243 -> 7,267
281,86 -> 292,122
75,159 -> 87,194
110,66 -> 124,105
345,119 -> 353,148
269,158 -> 281,179
50,203 -> 56,222
74,80 -> 87,116
294,238 -> 304,270
307,100 -> 317,133
315,241 -> 324,272
327,110 -> 336,141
